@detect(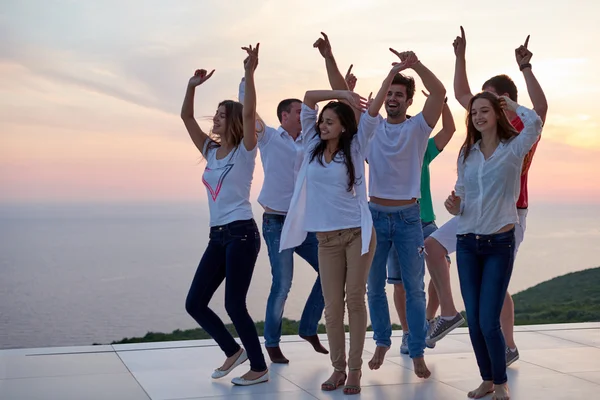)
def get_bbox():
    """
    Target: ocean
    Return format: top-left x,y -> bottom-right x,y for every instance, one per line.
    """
0,202 -> 598,349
